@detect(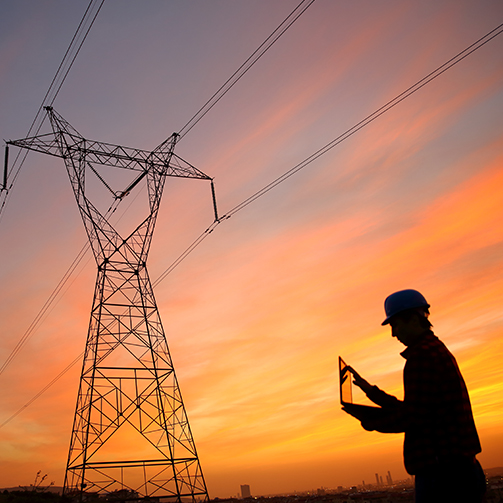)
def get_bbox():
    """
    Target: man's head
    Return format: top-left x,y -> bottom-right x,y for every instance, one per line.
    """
382,289 -> 432,346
